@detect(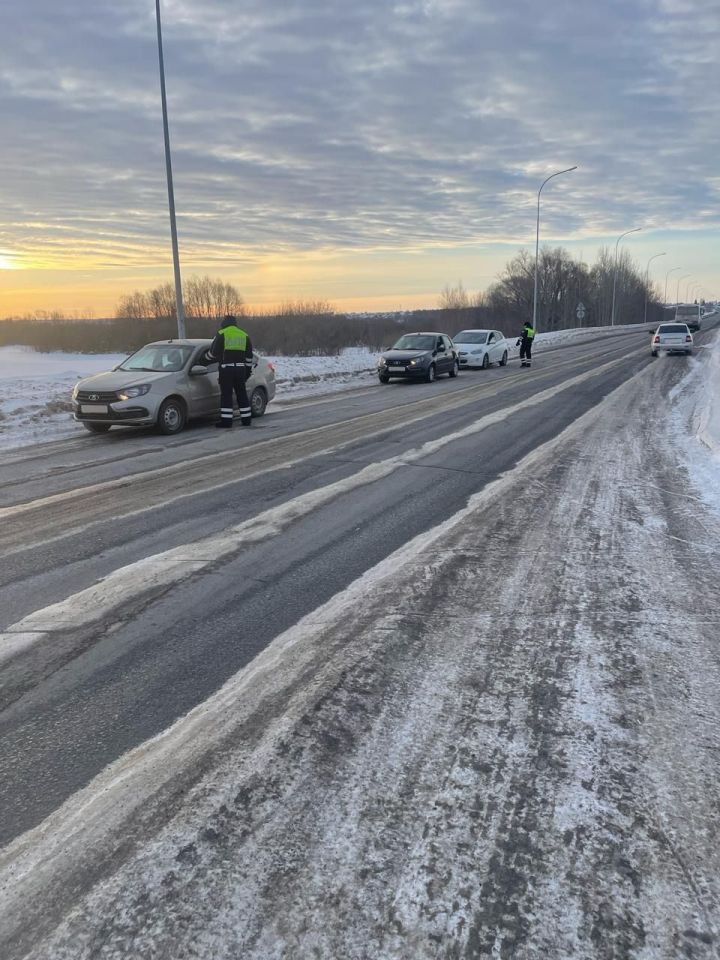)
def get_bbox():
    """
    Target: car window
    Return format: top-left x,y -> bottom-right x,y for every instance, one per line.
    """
119,345 -> 193,372
392,335 -> 437,351
444,336 -> 453,350
658,324 -> 690,333
495,331 -> 505,340
453,331 -> 488,344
